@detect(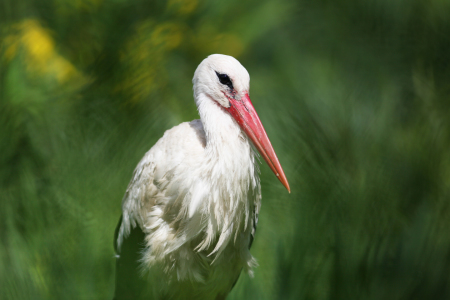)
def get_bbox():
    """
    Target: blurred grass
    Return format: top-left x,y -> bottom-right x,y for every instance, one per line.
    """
2,0 -> 450,299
